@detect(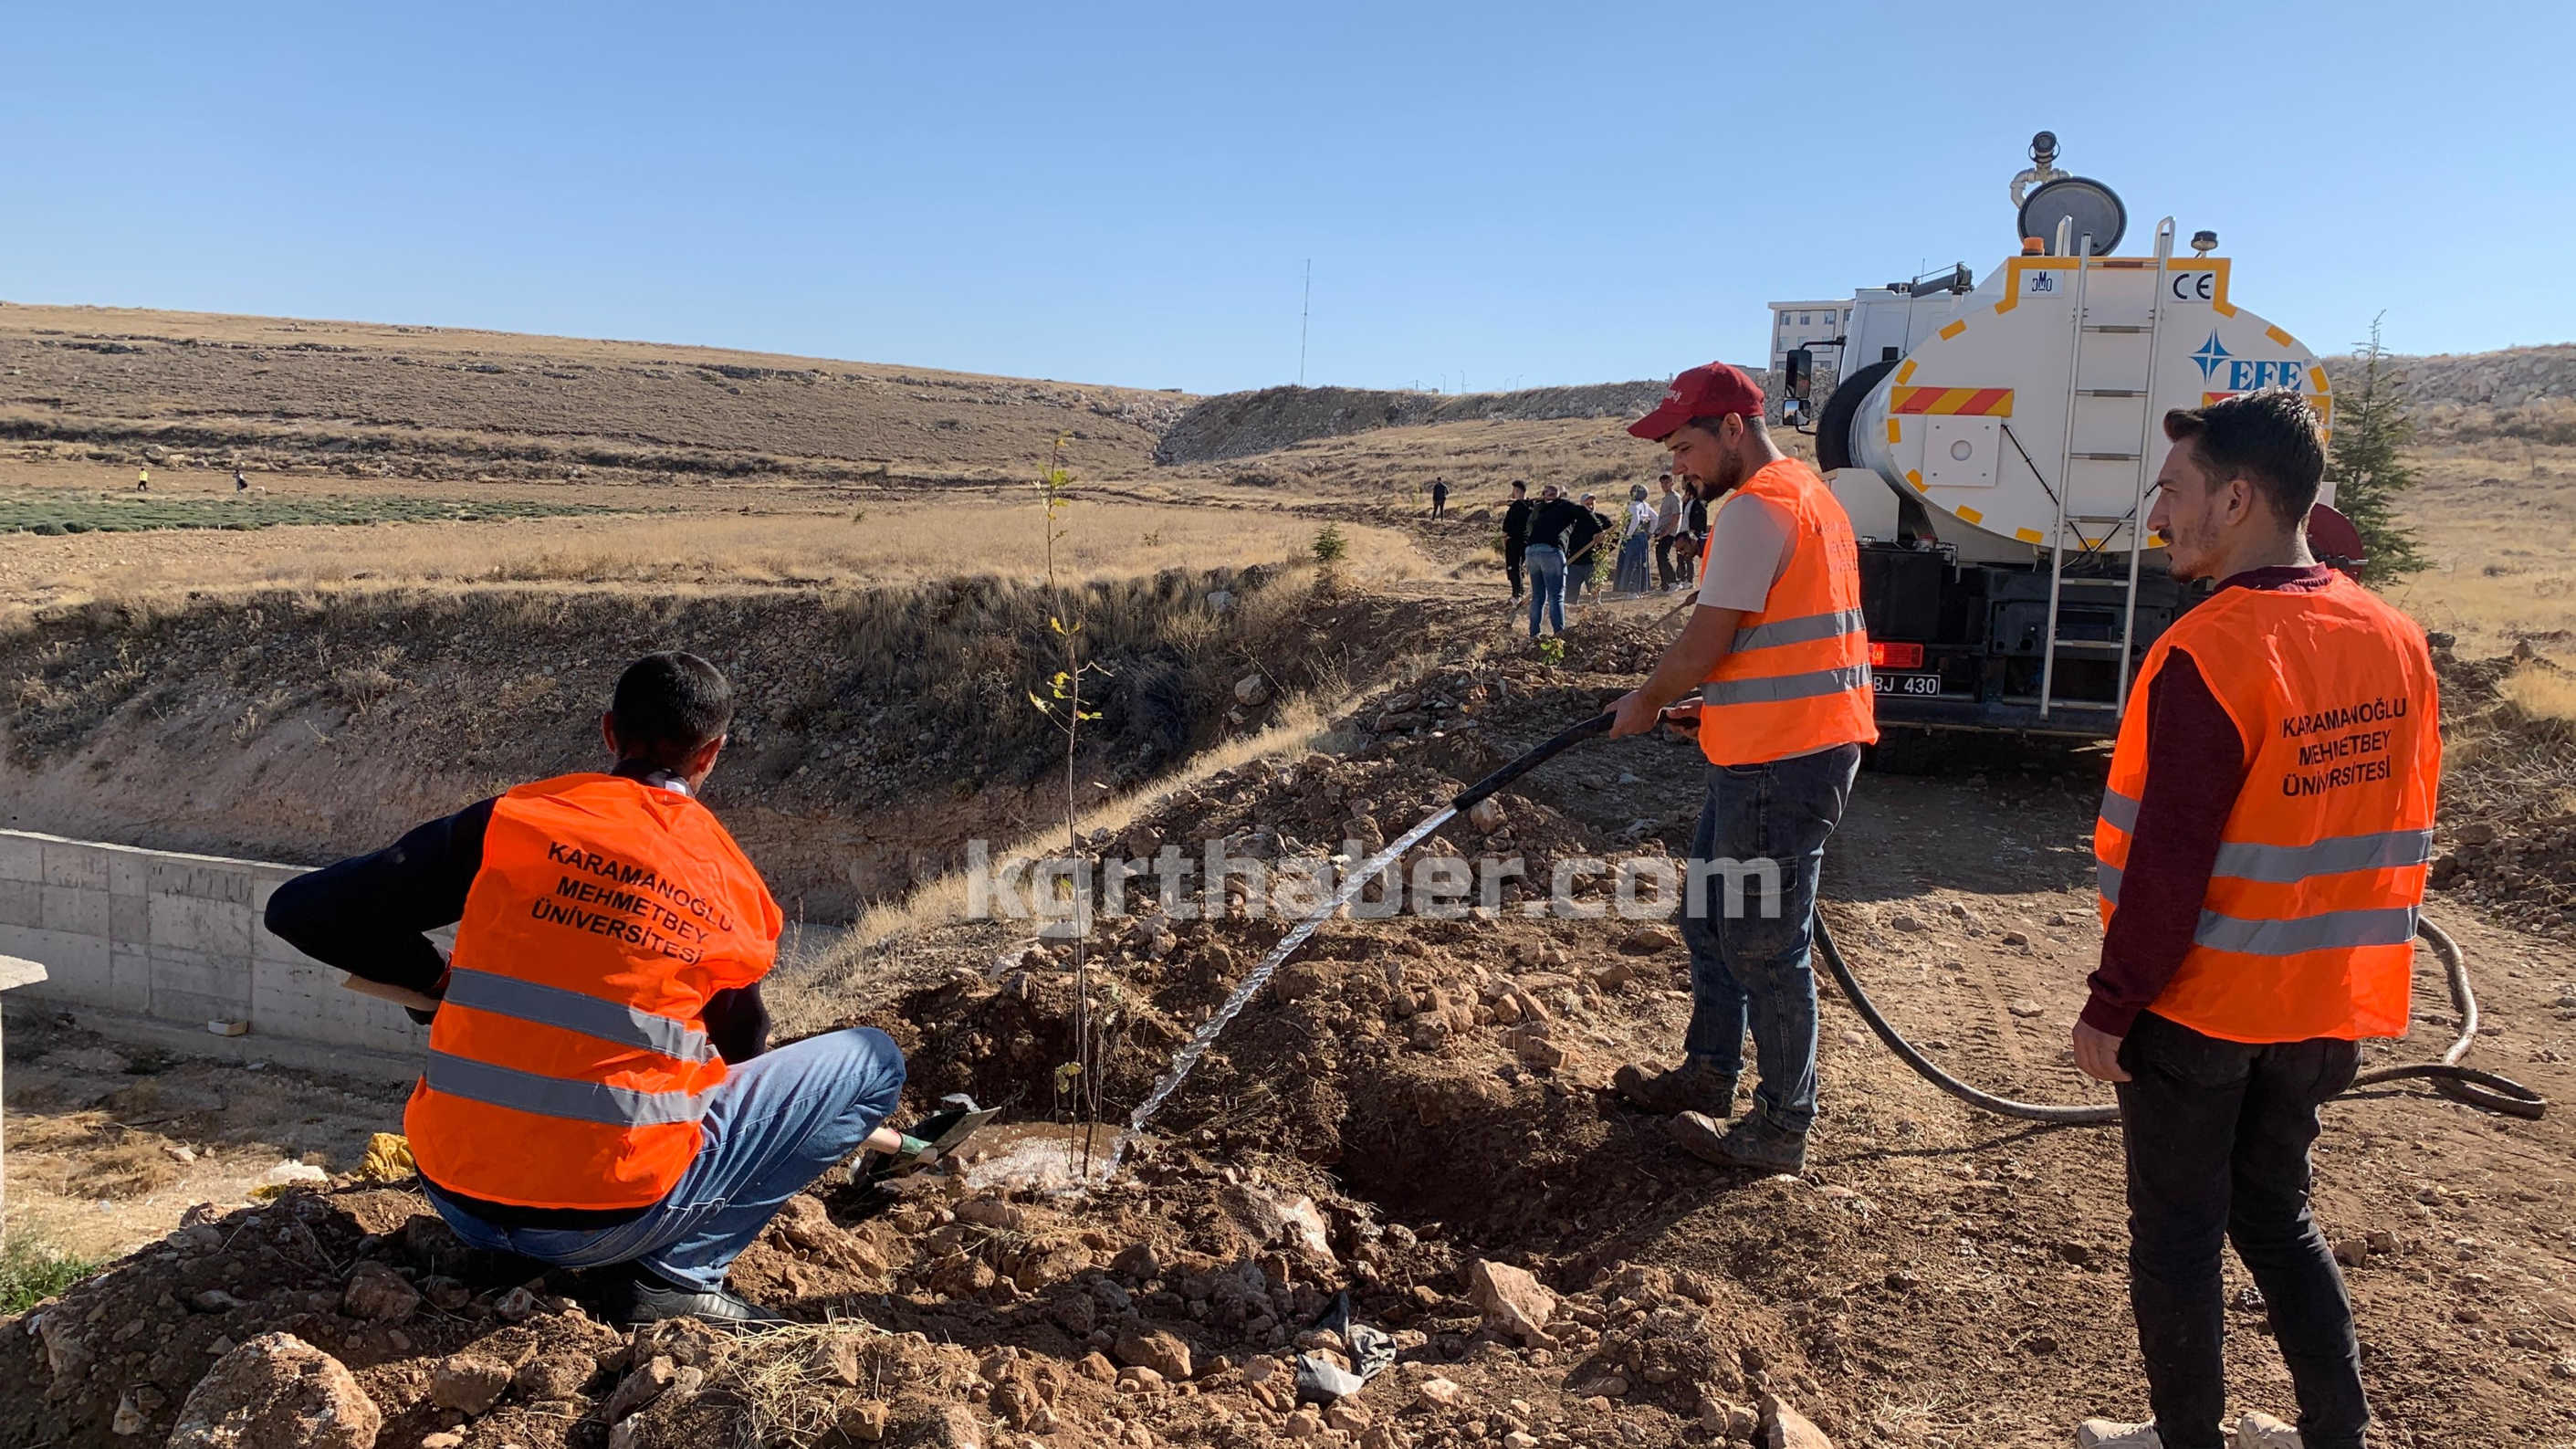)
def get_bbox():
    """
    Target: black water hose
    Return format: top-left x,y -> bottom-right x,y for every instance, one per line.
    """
1452,710 -> 2545,1123
1816,913 -> 2547,1124
1450,710 -> 1614,813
